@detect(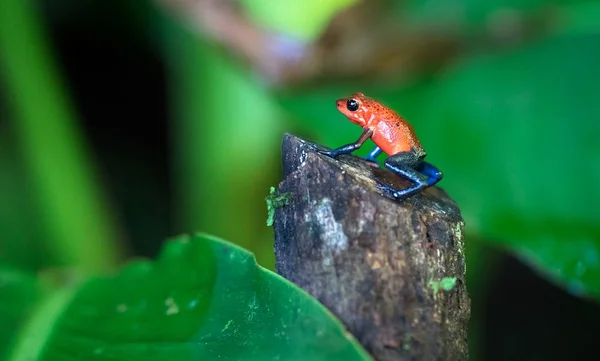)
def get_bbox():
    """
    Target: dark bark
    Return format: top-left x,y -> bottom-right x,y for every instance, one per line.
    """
273,134 -> 470,361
